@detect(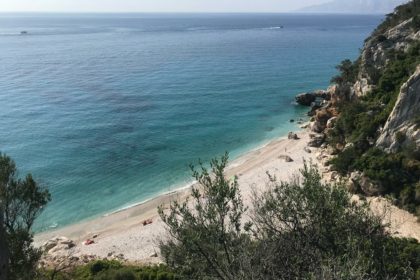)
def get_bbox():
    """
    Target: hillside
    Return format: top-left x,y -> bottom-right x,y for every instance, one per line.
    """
296,0 -> 420,218
295,0 -> 406,14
